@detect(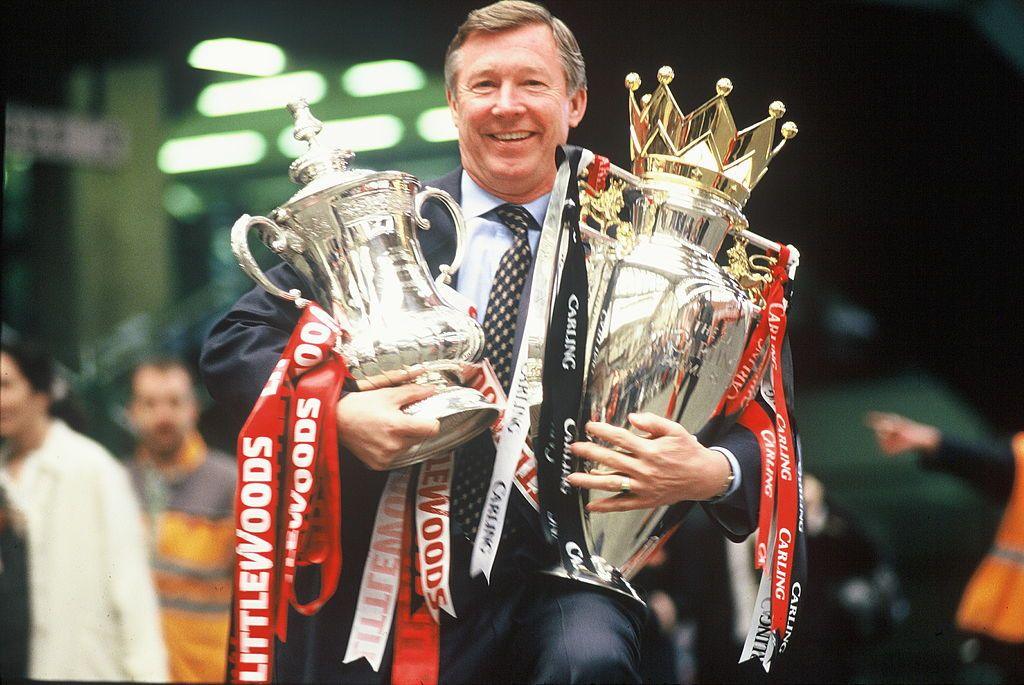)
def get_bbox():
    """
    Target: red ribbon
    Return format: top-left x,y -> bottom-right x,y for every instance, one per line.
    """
738,402 -> 776,571
586,154 -> 611,195
731,247 -> 798,637
229,305 -> 349,683
717,313 -> 771,419
763,247 -> 797,634
392,482 -> 441,685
